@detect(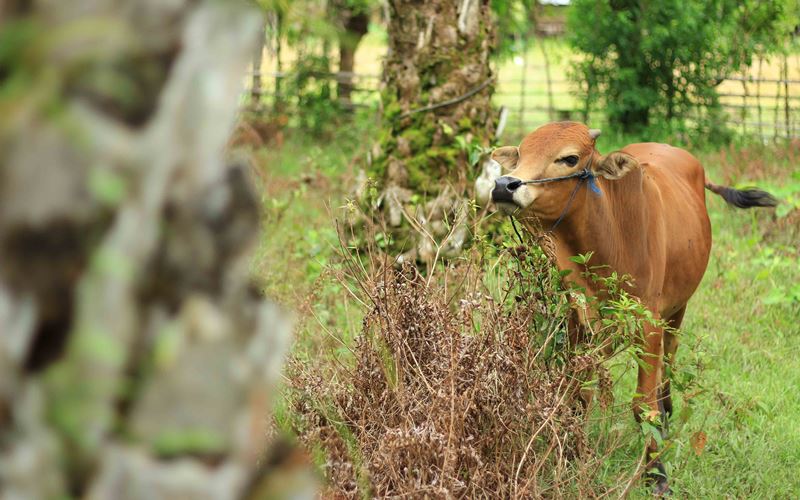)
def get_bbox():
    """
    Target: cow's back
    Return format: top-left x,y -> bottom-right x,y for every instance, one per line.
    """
622,143 -> 712,317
